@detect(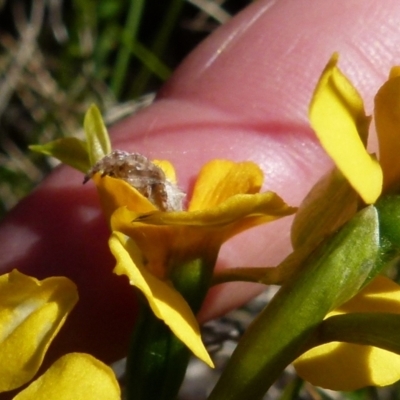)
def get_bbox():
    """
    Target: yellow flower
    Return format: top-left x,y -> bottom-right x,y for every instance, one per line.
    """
96,159 -> 296,367
0,270 -> 120,399
30,105 -> 296,371
293,54 -> 400,389
294,276 -> 400,390
0,270 -> 78,392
